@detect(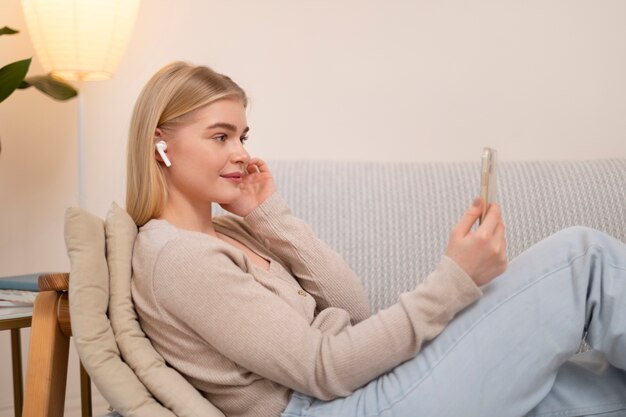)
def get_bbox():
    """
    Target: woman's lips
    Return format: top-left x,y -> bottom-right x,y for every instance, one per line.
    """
221,173 -> 242,184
